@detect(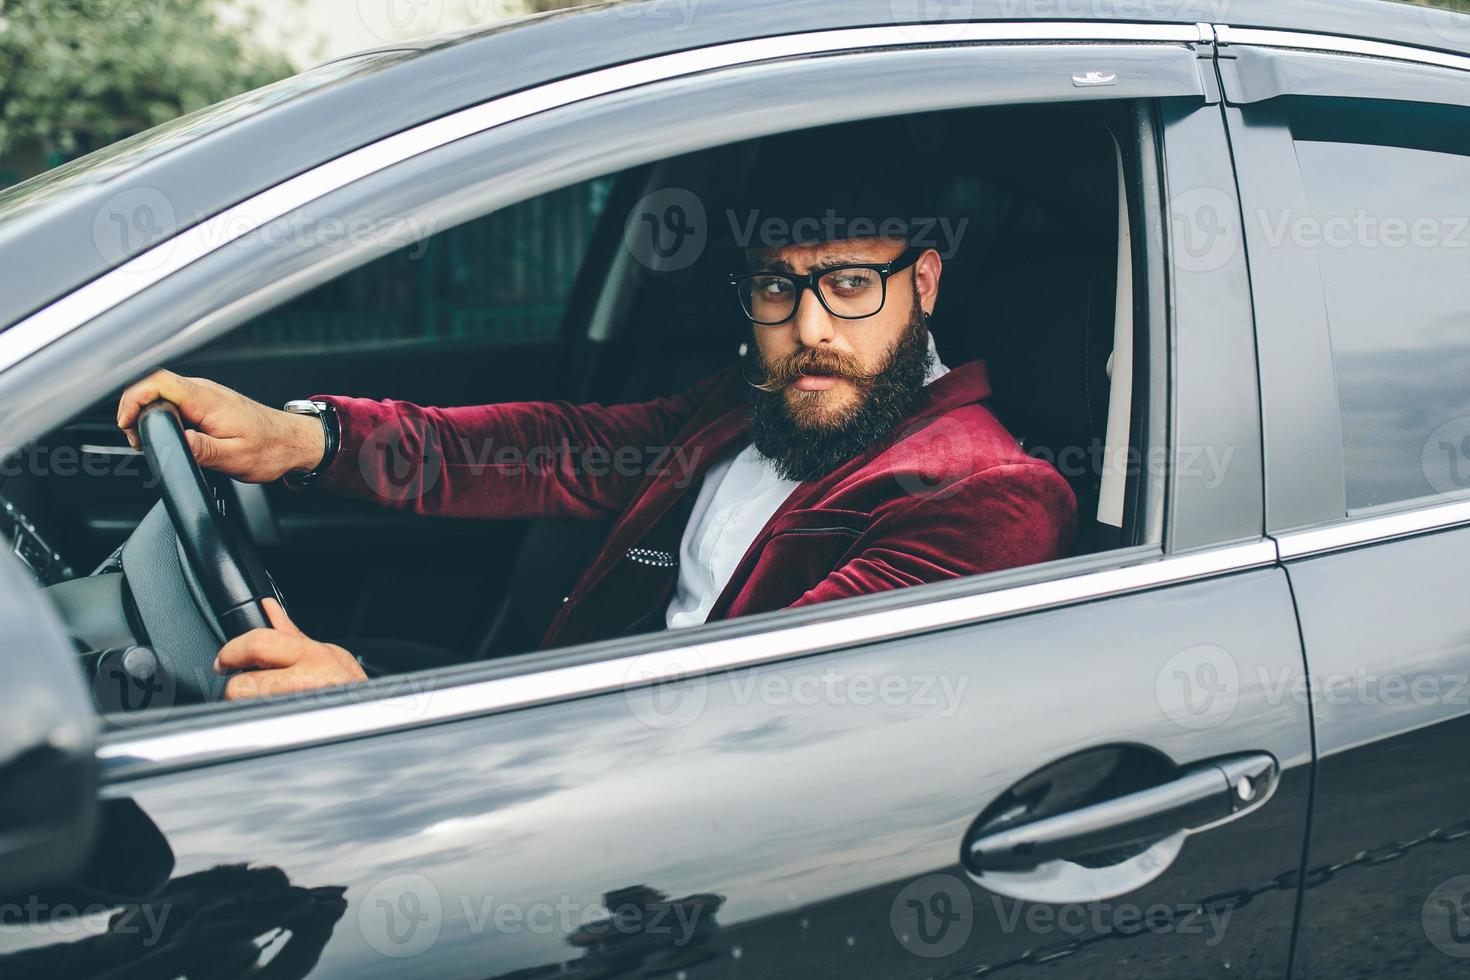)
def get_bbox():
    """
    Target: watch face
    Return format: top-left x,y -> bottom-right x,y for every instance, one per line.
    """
285,400 -> 326,416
